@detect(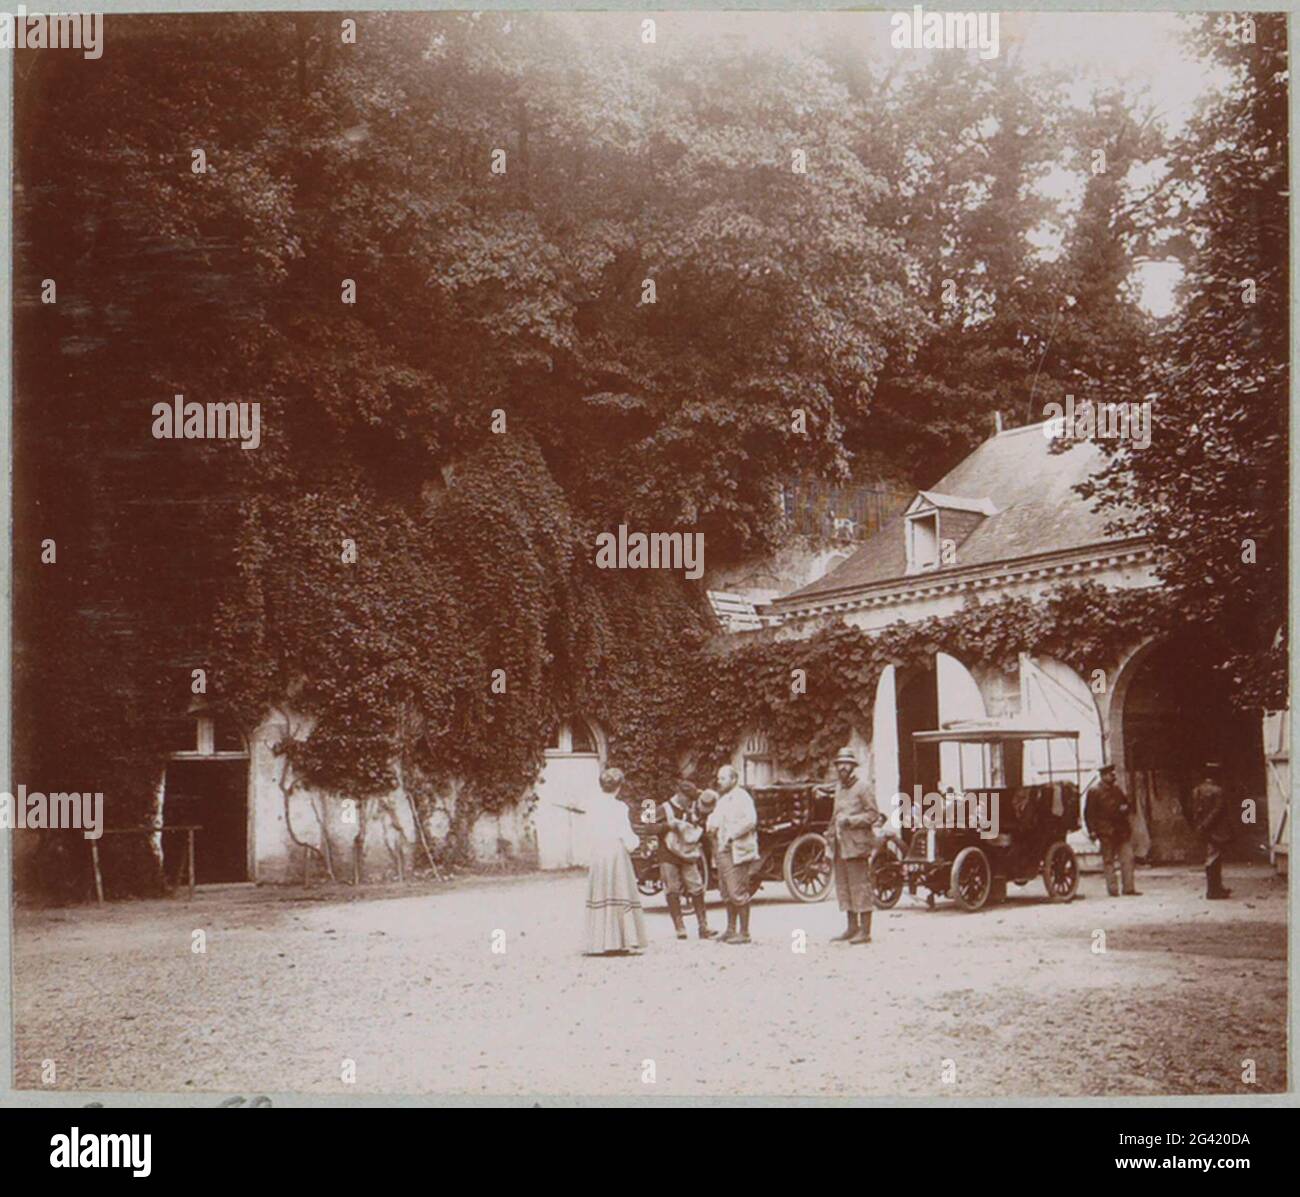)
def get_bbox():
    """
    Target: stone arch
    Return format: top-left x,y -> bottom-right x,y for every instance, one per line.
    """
872,666 -> 901,820
1105,636 -> 1161,777
1108,635 -> 1267,863
1018,654 -> 1108,857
